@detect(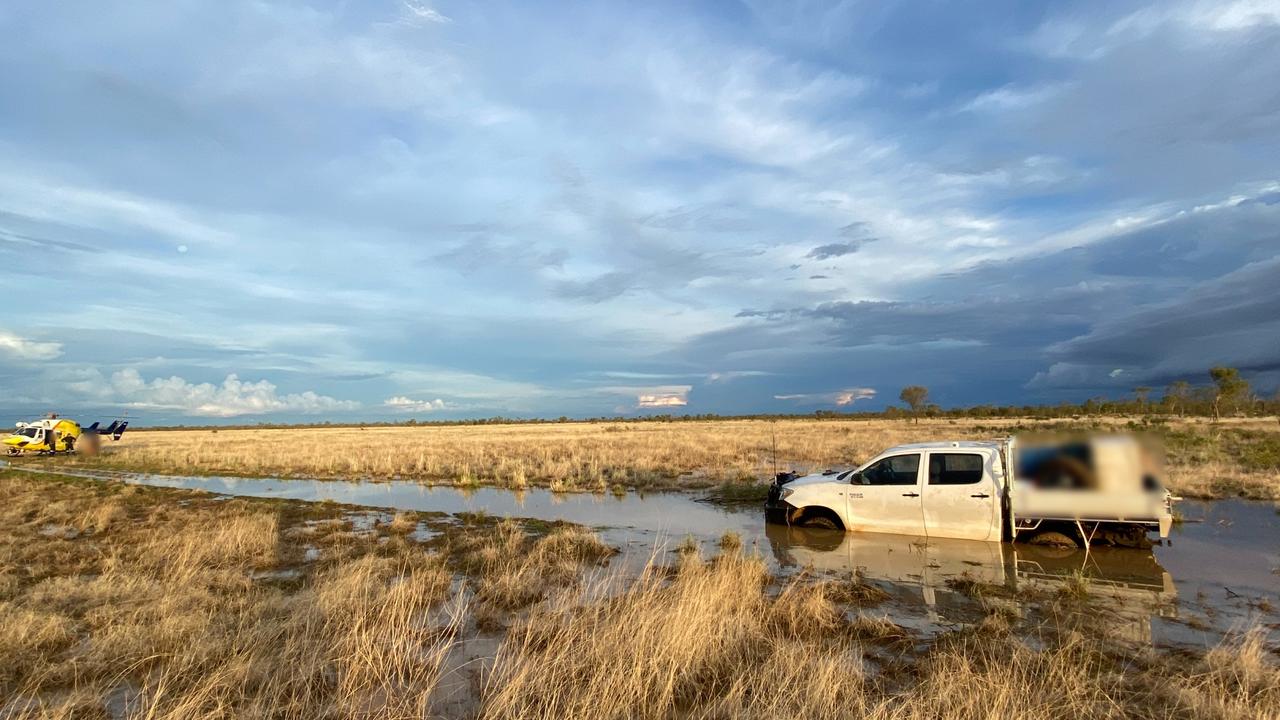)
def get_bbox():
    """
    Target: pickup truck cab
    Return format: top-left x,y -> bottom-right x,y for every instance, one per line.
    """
765,437 -> 1174,547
